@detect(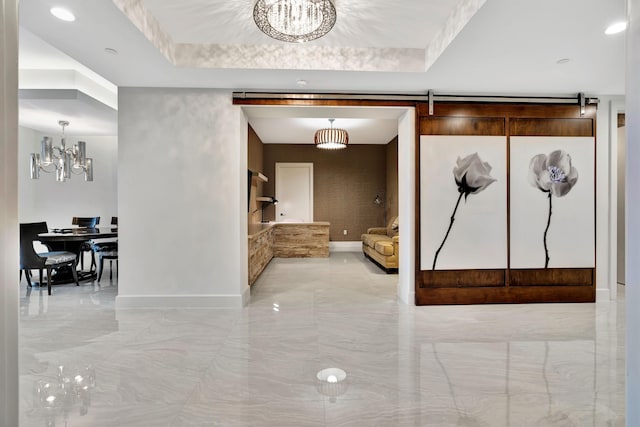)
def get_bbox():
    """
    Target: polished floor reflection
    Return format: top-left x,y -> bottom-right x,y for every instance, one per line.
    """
19,253 -> 625,426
